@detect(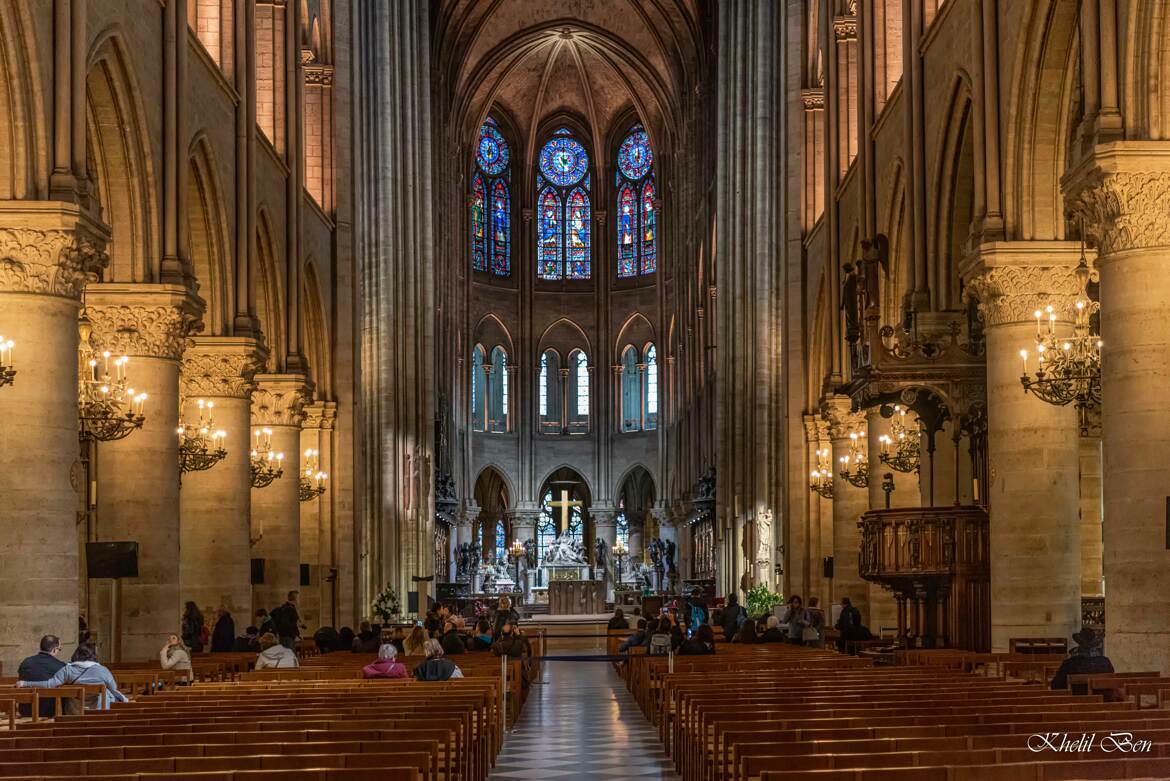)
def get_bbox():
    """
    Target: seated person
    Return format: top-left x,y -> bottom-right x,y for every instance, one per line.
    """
1051,628 -> 1114,691
404,625 -> 428,656
608,608 -> 629,630
679,625 -> 717,655
338,626 -> 356,651
470,619 -> 494,651
19,643 -> 127,710
159,634 -> 193,682
759,615 -> 786,643
413,639 -> 464,681
440,619 -> 467,655
619,619 -> 649,652
390,627 -> 406,654
232,626 -> 260,652
352,621 -> 379,653
363,643 -> 408,679
313,626 -> 341,654
733,619 -> 760,644
17,635 -> 65,717
491,619 -> 530,659
254,632 -> 299,669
